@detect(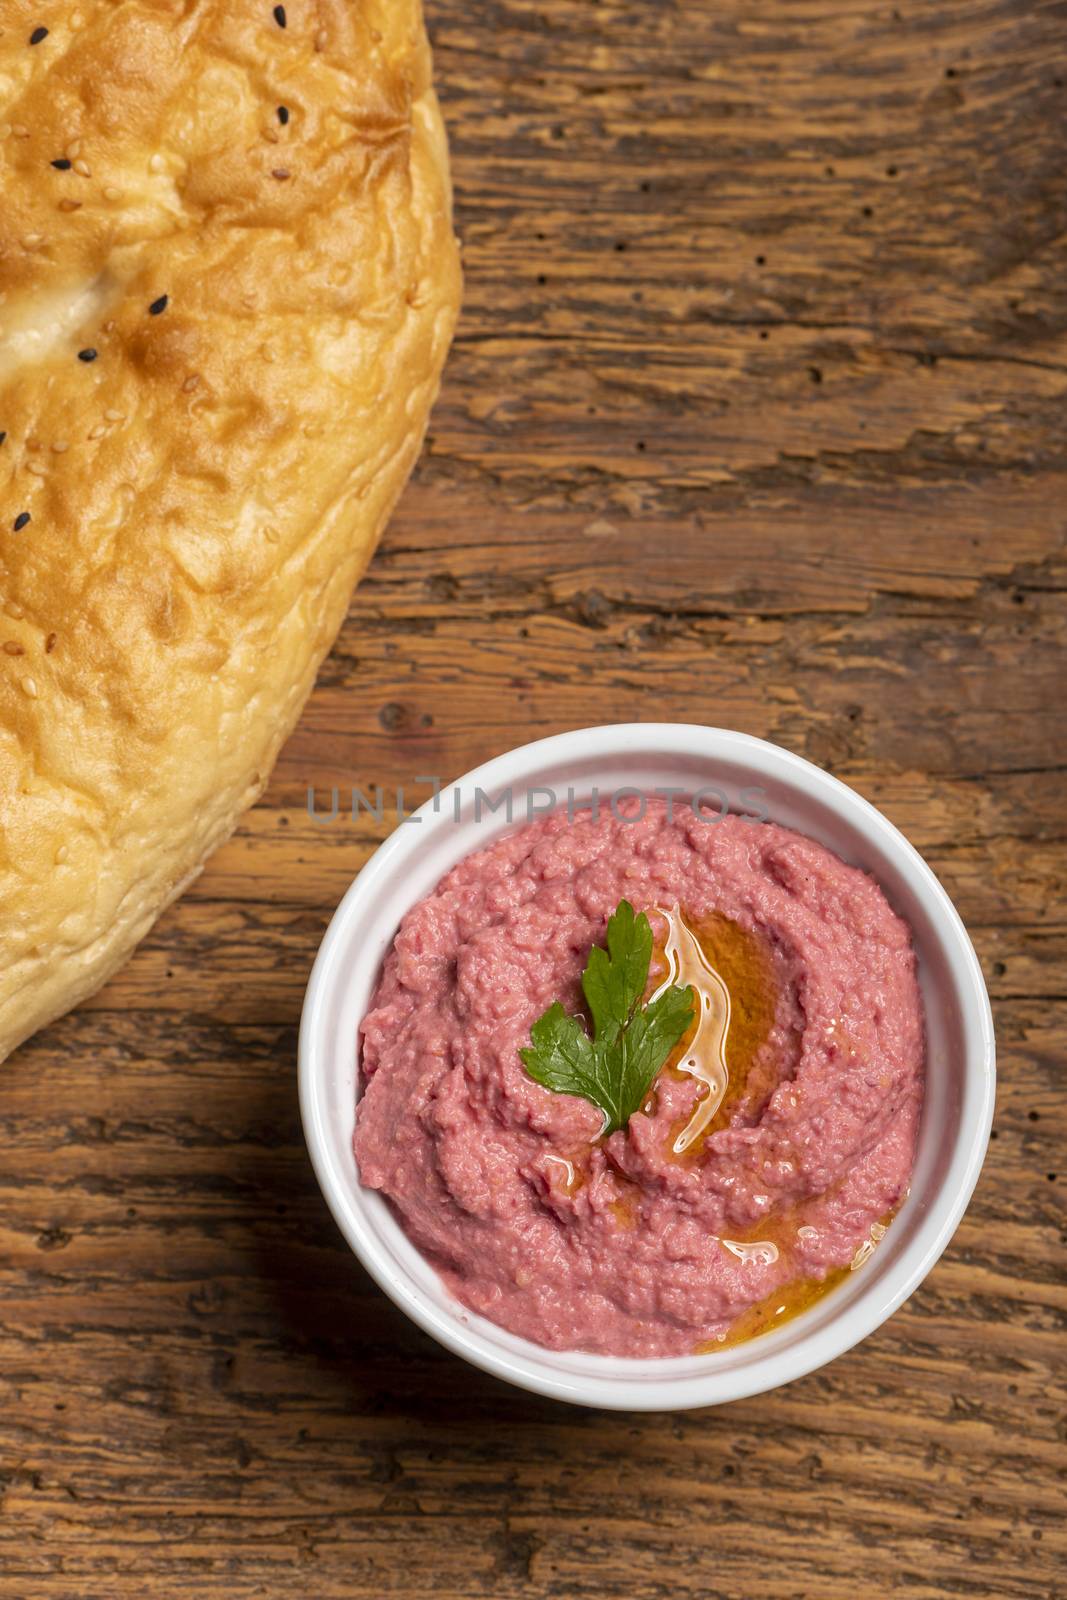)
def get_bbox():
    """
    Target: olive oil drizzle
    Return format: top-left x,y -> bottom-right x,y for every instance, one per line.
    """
642,909 -> 904,1354
695,1207 -> 901,1353
648,907 -> 732,1155
696,1263 -> 852,1352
